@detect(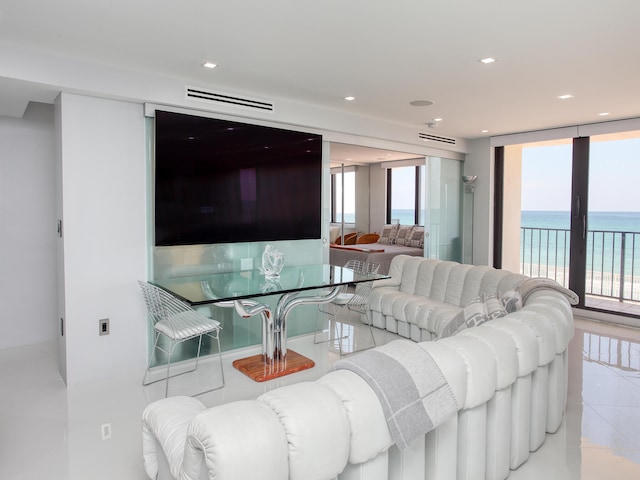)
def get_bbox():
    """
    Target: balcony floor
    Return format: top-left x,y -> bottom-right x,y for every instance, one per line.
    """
586,295 -> 640,318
